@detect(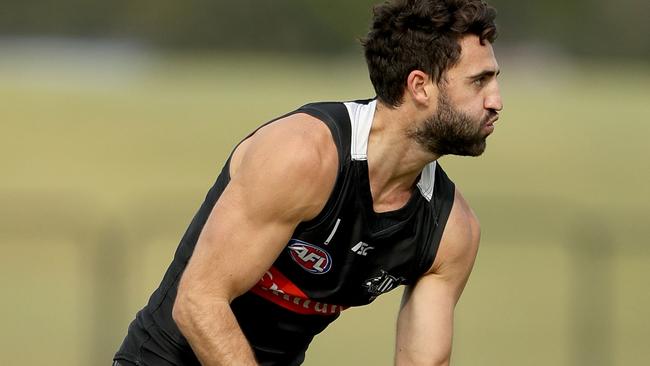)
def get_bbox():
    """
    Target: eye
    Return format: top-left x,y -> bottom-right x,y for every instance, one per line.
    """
473,77 -> 485,87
